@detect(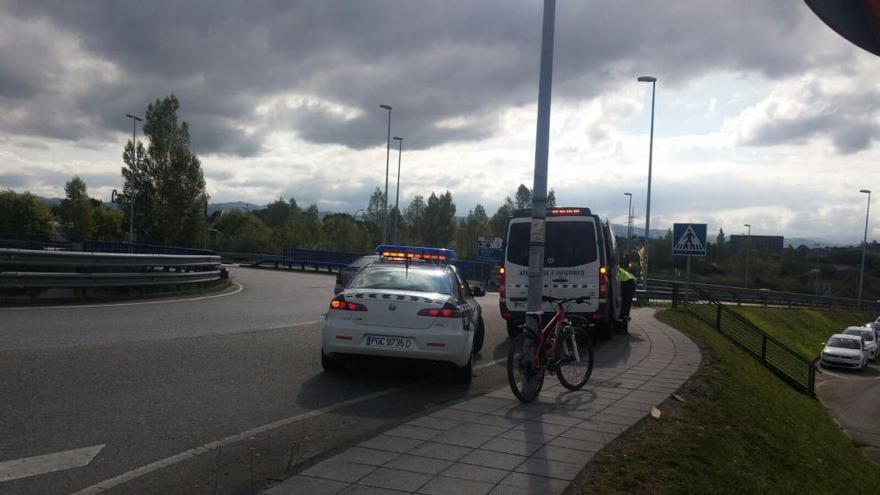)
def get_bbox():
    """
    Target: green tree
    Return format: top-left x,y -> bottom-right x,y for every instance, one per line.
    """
57,176 -> 94,239
0,190 -> 54,237
403,195 -> 426,244
455,204 -> 490,259
422,191 -> 457,246
212,210 -> 274,253
715,228 -> 727,261
122,94 -> 208,245
514,184 -> 531,209
489,196 -> 515,237
322,214 -> 370,252
92,204 -> 124,240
